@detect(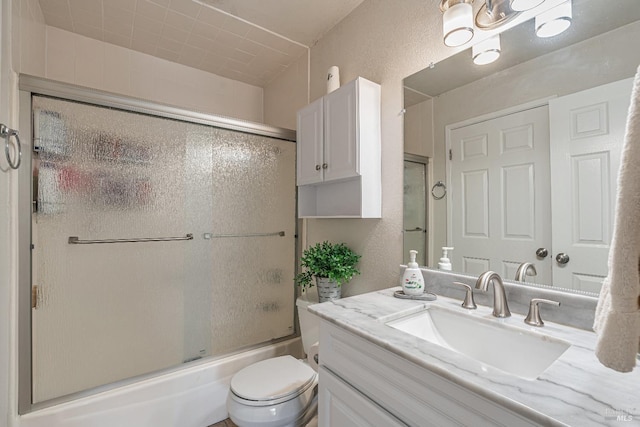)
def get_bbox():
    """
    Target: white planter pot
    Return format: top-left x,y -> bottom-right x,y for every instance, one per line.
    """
316,277 -> 341,302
